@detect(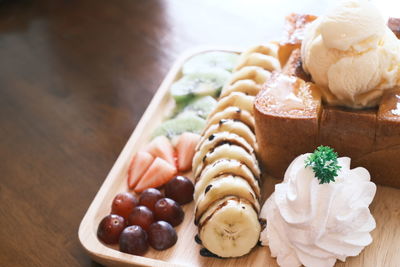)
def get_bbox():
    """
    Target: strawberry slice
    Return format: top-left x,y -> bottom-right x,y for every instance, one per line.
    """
145,136 -> 176,167
134,157 -> 177,193
175,132 -> 201,172
127,151 -> 154,189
